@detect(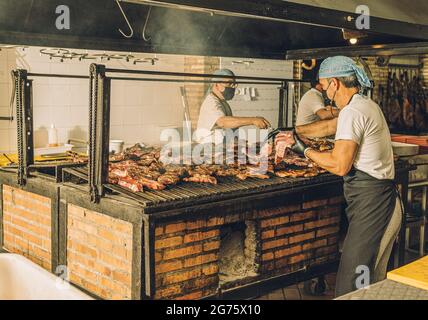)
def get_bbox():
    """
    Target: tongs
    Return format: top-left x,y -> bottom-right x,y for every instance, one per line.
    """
266,127 -> 294,141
